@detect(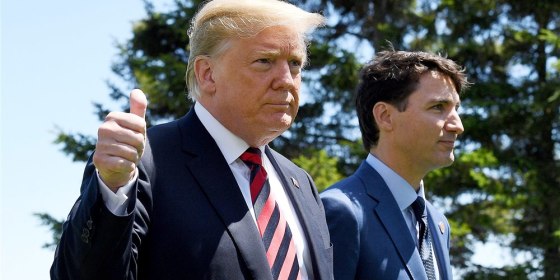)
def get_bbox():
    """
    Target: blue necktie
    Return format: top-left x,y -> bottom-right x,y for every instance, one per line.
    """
411,196 -> 437,280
